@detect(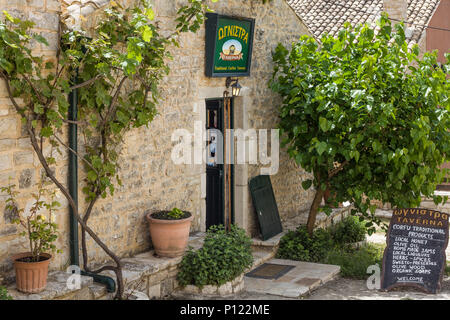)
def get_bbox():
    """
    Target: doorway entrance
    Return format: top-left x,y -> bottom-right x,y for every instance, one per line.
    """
205,98 -> 234,230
